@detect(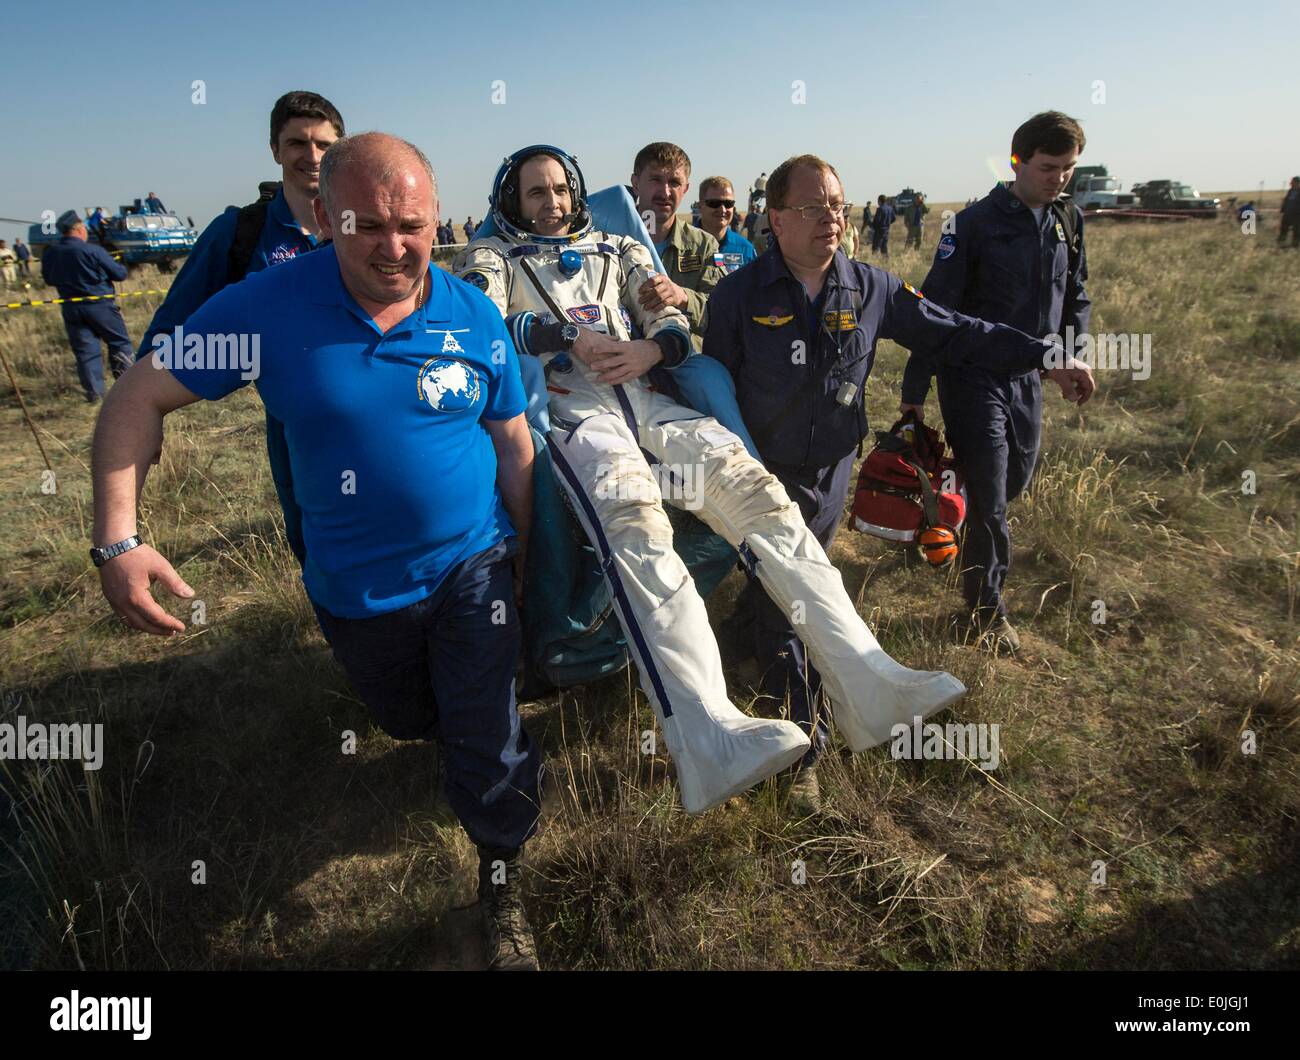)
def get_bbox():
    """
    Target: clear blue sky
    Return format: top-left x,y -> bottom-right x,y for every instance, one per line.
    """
3,0 -> 1295,244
